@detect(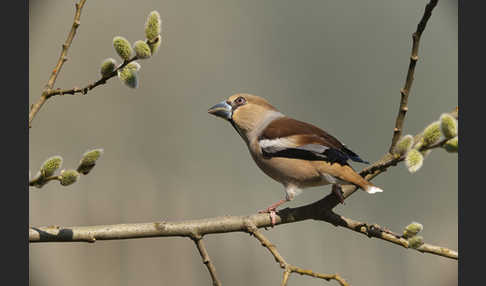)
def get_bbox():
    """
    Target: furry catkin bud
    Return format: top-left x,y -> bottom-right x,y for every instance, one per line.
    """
440,113 -> 458,139
403,222 -> 423,238
40,156 -> 63,177
60,169 -> 80,186
408,236 -> 424,249
148,35 -> 161,55
443,137 -> 458,153
394,135 -> 414,155
134,40 -> 151,59
118,65 -> 139,88
145,11 -> 161,41
77,149 -> 104,175
126,61 -> 141,72
100,58 -> 117,77
405,149 -> 423,173
422,121 -> 441,147
113,36 -> 133,61
413,138 -> 424,150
